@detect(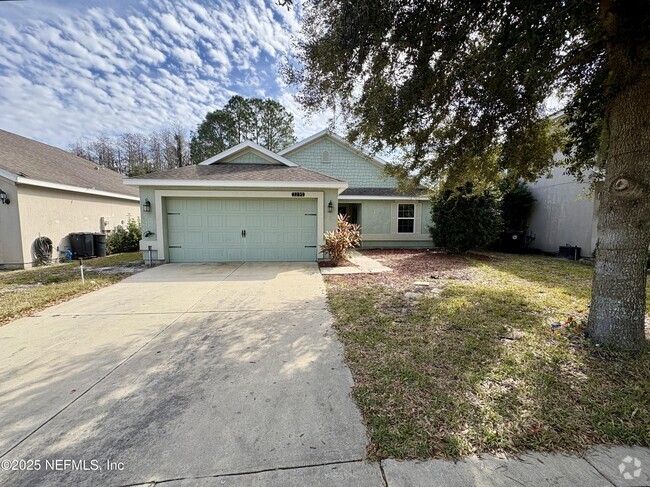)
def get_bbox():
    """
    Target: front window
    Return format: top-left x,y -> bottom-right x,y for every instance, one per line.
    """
397,203 -> 415,233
